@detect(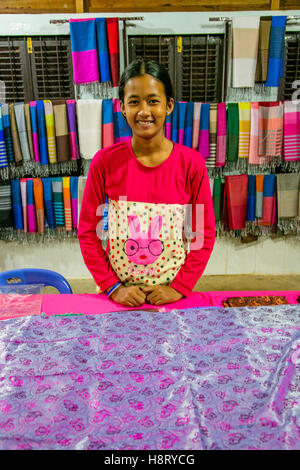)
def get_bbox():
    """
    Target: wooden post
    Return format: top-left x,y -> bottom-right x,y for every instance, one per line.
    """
76,0 -> 85,13
271,0 -> 280,9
